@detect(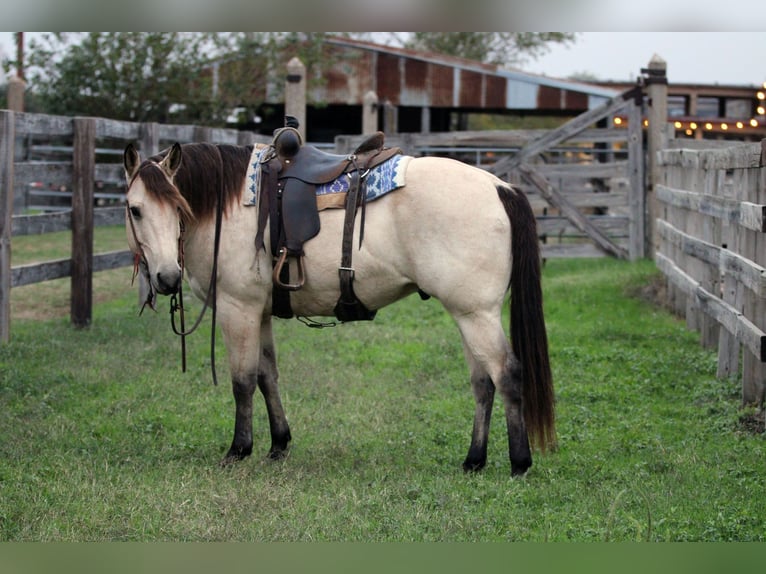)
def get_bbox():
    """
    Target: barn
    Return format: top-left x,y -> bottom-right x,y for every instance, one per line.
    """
248,36 -> 619,141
